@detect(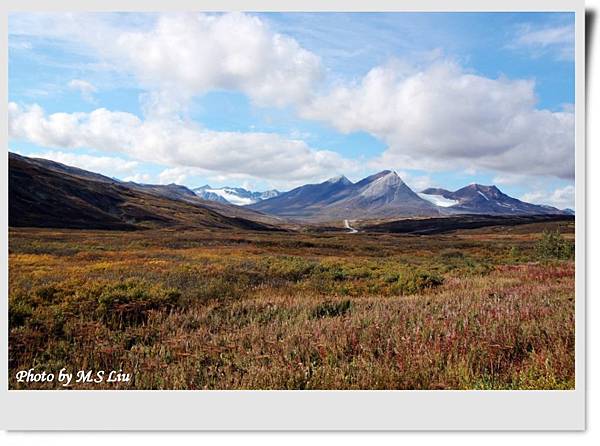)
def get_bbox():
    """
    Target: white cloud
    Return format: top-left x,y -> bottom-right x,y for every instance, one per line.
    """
9,102 -> 356,185
68,79 -> 97,102
12,11 -> 326,130
11,13 -> 322,112
493,173 -> 528,186
157,167 -> 195,185
521,185 -> 575,210
114,13 -> 322,110
26,150 -> 140,179
9,103 -> 140,151
301,60 -> 574,180
9,13 -> 575,184
397,171 -> 432,192
123,173 -> 153,184
510,23 -> 574,60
